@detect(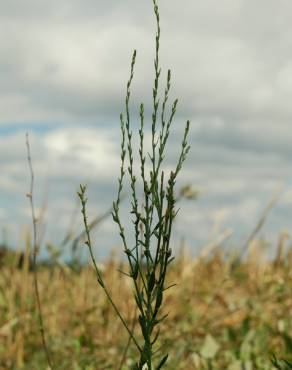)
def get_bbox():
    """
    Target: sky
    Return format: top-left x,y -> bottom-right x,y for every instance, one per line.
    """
1,0 -> 292,260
